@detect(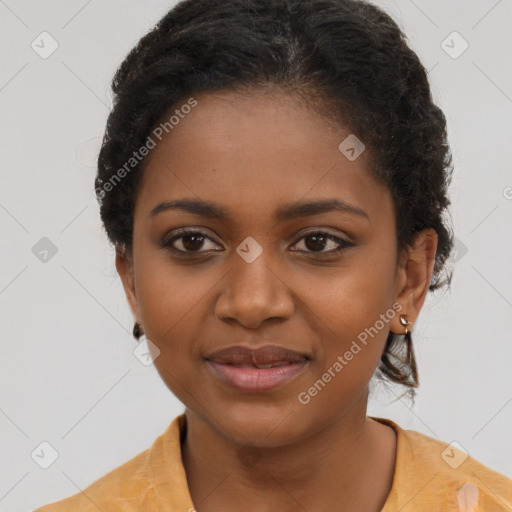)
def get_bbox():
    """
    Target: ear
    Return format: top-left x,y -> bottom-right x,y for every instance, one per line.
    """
390,228 -> 438,335
115,246 -> 140,324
